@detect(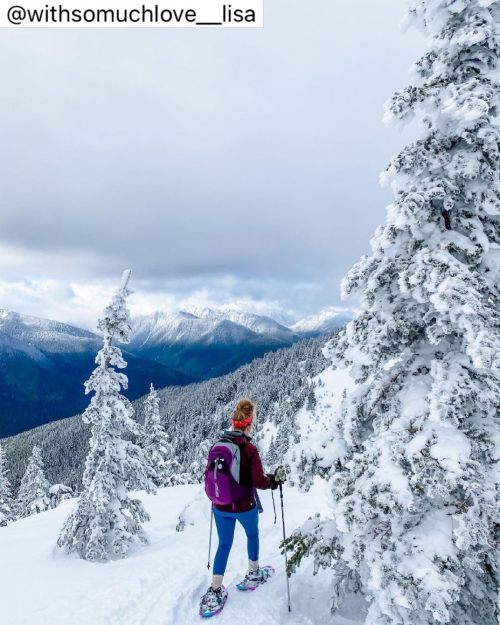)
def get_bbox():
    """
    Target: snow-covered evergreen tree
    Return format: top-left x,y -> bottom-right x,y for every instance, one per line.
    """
179,439 -> 212,484
188,439 -> 211,483
58,270 -> 155,561
265,436 -> 280,468
0,444 -> 14,525
16,445 -> 50,518
287,3 -> 500,624
141,383 -> 181,487
49,484 -> 74,509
